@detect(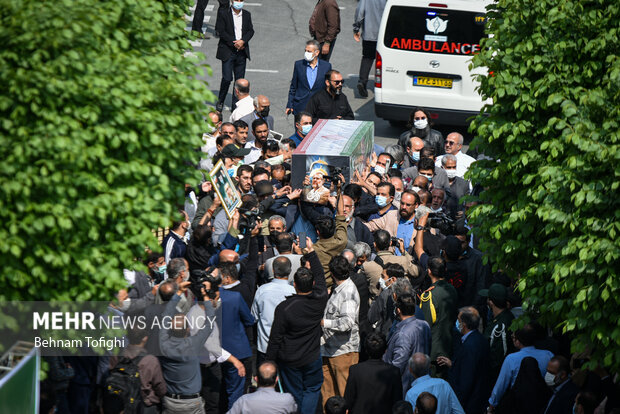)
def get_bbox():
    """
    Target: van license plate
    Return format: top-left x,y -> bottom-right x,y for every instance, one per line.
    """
413,76 -> 453,88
